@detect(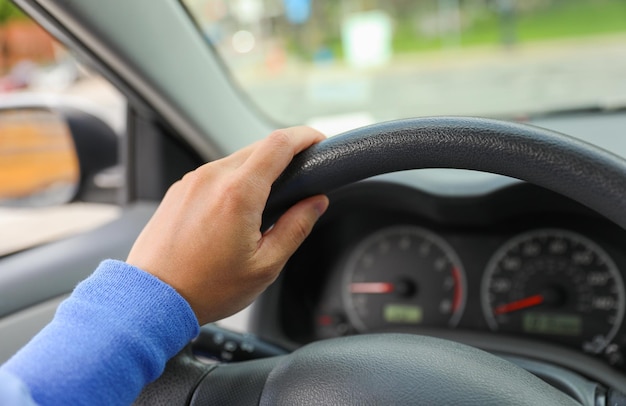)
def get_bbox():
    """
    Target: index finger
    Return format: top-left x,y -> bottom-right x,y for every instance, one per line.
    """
240,126 -> 326,188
